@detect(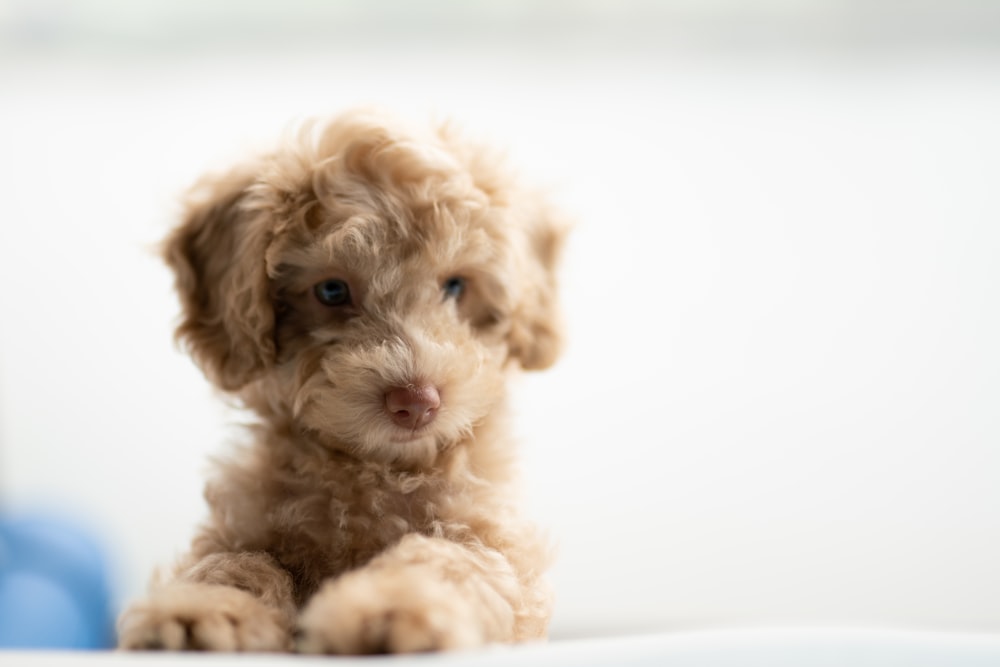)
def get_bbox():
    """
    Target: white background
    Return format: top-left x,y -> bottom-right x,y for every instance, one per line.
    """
1,1 -> 999,638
